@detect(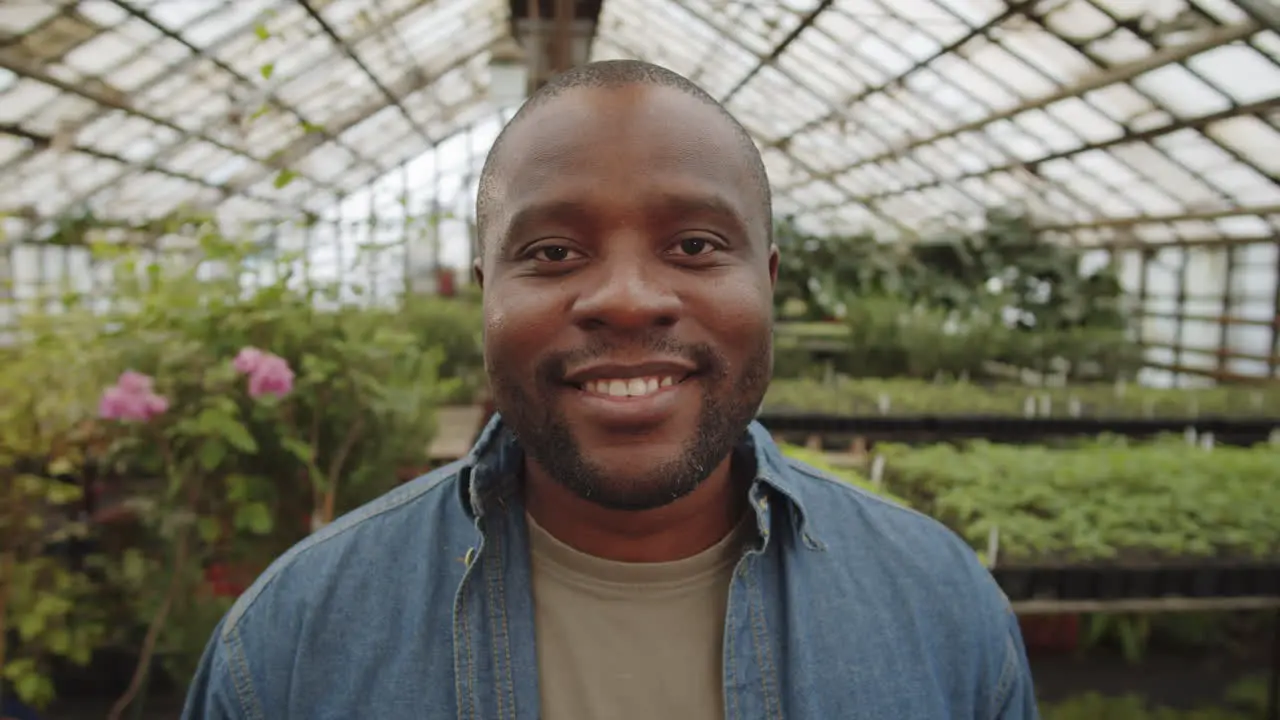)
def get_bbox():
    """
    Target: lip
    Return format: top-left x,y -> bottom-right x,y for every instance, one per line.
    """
562,359 -> 698,385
